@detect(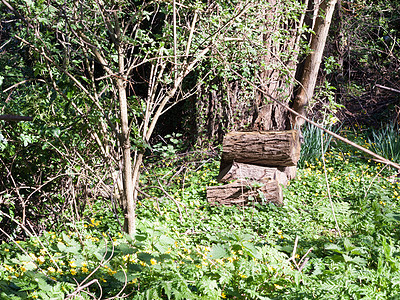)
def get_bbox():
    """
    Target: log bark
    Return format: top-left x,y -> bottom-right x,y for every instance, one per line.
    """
207,179 -> 283,206
220,130 -> 301,170
218,162 -> 289,186
278,166 -> 297,180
